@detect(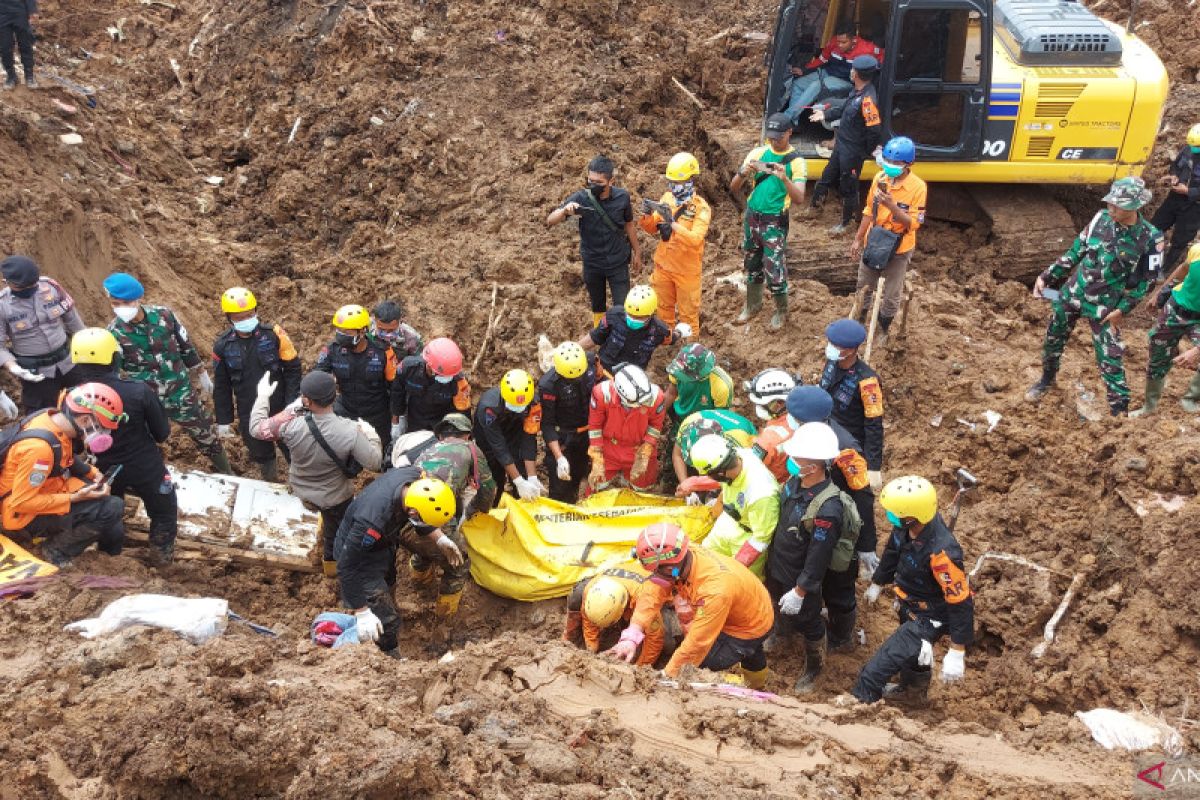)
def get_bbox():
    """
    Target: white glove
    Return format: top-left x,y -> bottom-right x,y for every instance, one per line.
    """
513,476 -> 541,500
216,424 -> 236,439
673,322 -> 693,340
436,534 -> 465,567
868,470 -> 883,494
858,550 -> 880,578
941,648 -> 965,682
0,390 -> 17,420
355,608 -> 383,642
528,475 -> 546,494
555,456 -> 571,481
198,370 -> 214,396
5,362 -> 45,382
778,588 -> 805,615
685,492 -> 701,506
864,583 -> 883,604
285,396 -> 304,413
918,639 -> 934,667
255,372 -> 277,399
391,416 -> 407,441
355,418 -> 377,439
